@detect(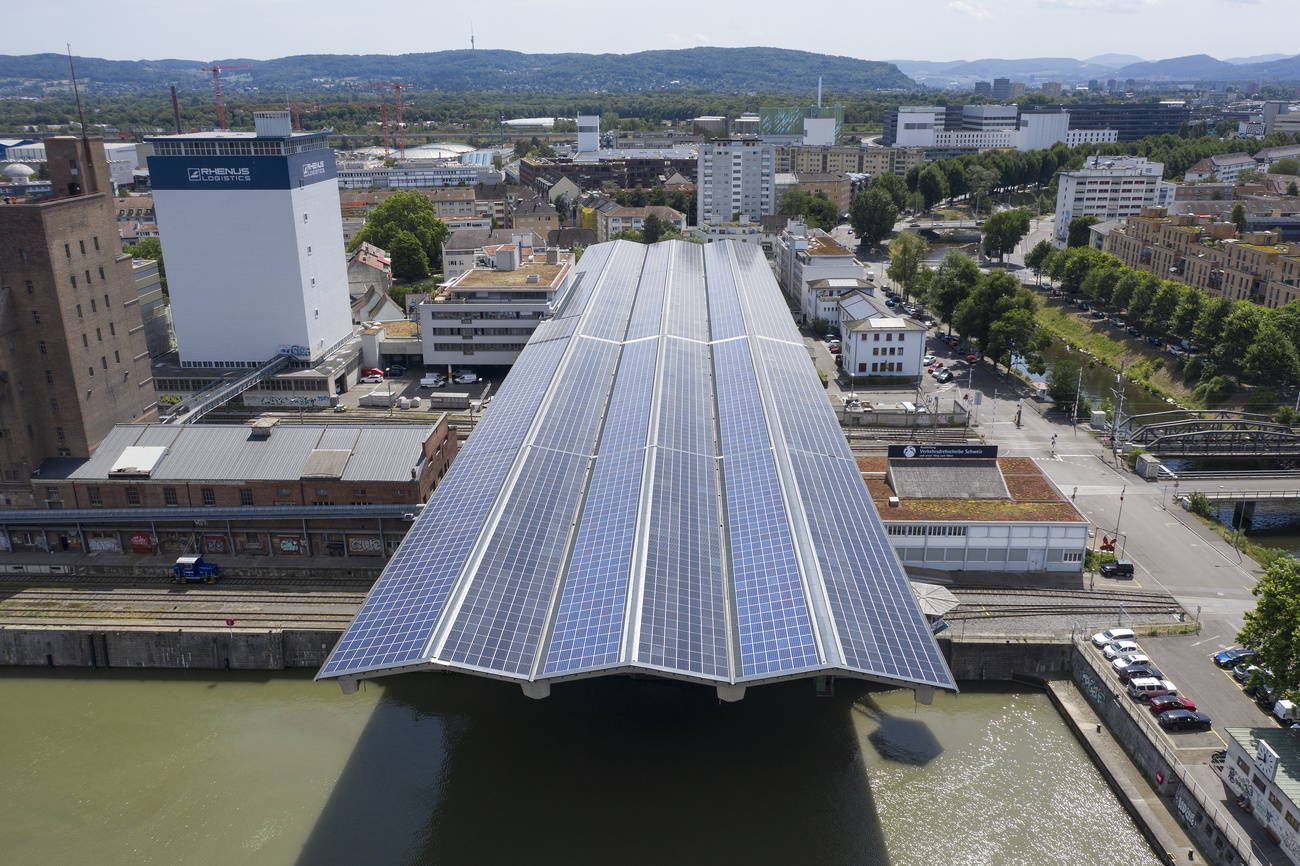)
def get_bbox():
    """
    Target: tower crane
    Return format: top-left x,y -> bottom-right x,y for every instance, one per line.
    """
200,64 -> 254,131
350,83 -> 414,159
